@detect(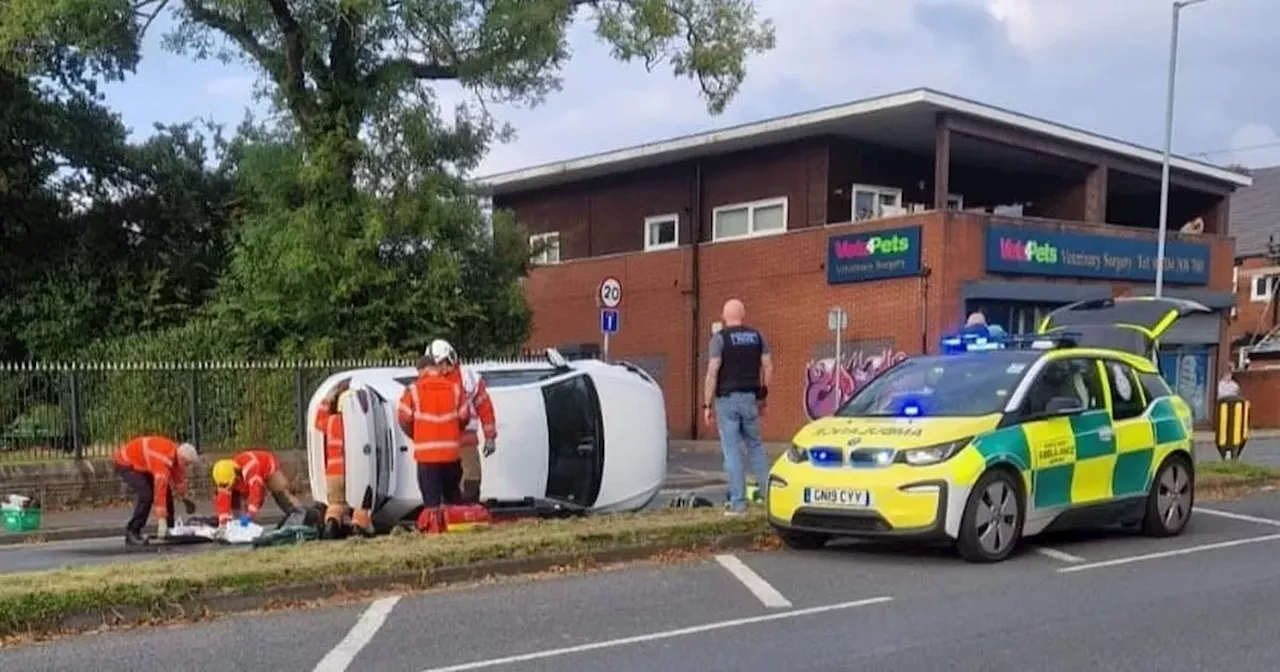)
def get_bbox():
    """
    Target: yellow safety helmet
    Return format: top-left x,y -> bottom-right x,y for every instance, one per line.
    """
211,459 -> 238,488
